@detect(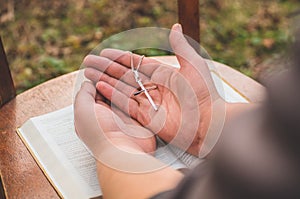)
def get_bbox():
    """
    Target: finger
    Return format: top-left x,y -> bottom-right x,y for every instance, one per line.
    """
96,81 -> 139,120
95,89 -> 140,125
83,55 -> 149,87
100,49 -> 160,77
84,67 -> 102,82
75,81 -> 96,106
169,24 -> 216,95
111,105 -> 139,125
86,68 -> 136,97
95,92 -> 110,107
169,23 -> 207,75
